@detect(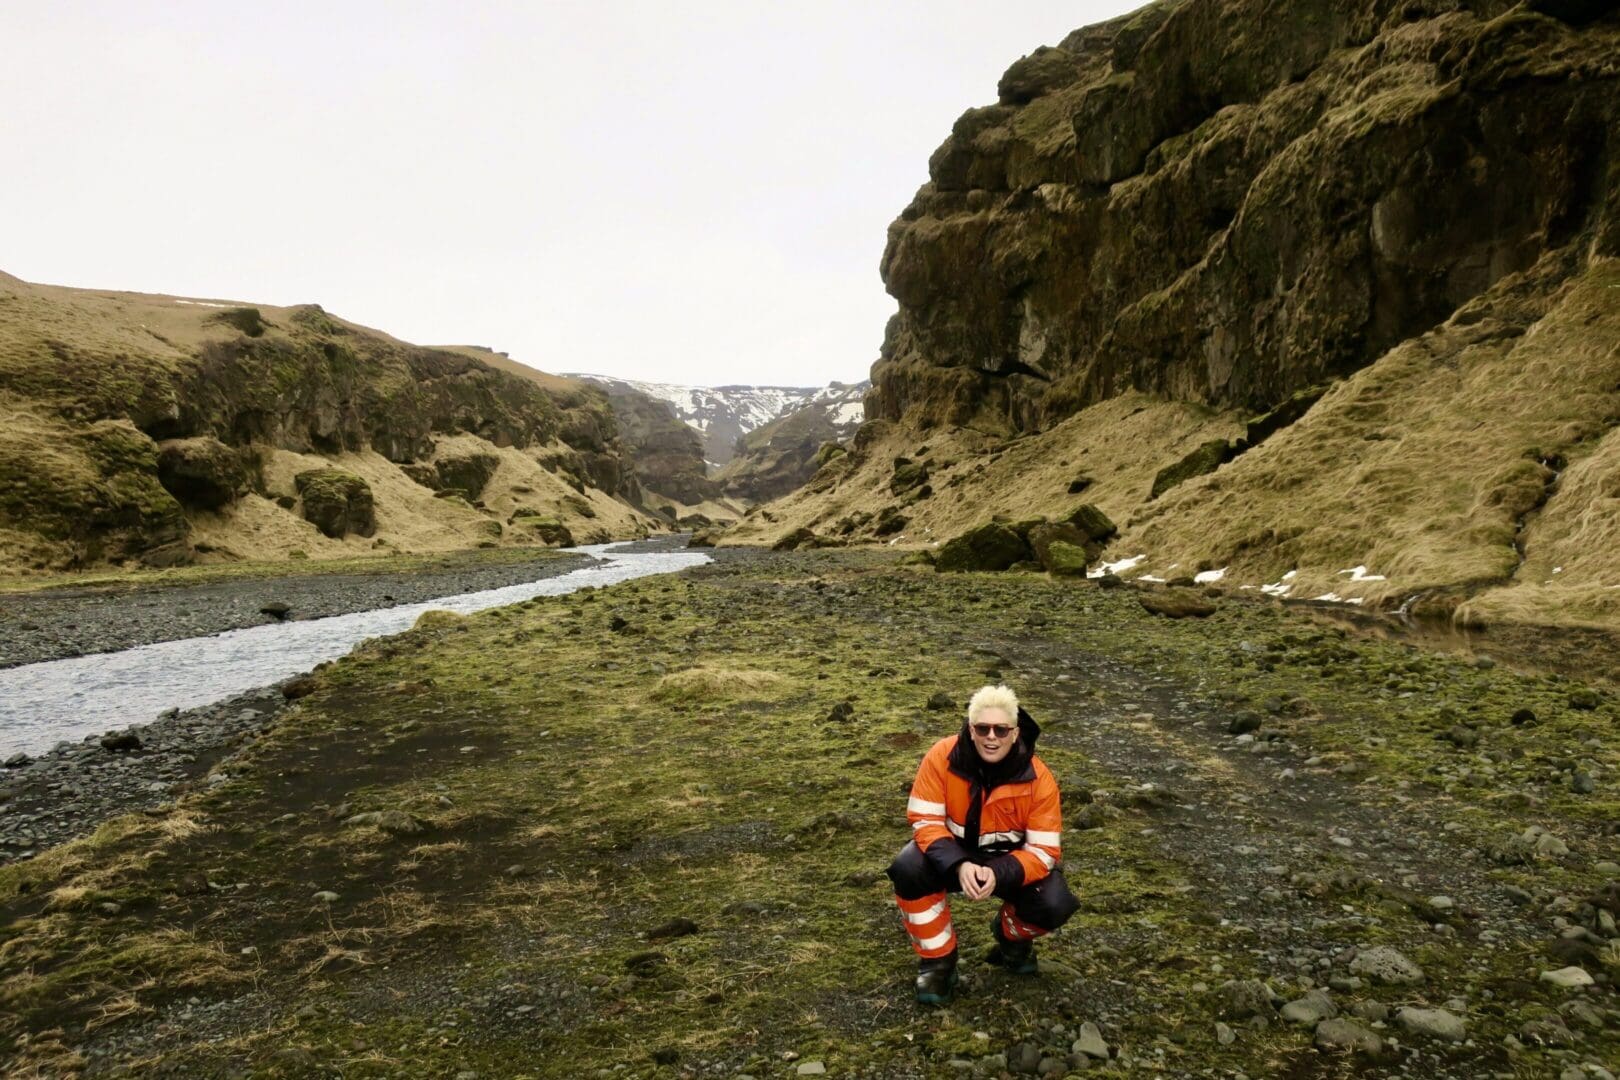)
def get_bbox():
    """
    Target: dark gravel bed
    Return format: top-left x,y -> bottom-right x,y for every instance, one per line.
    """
0,686 -> 288,865
0,548 -> 600,670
